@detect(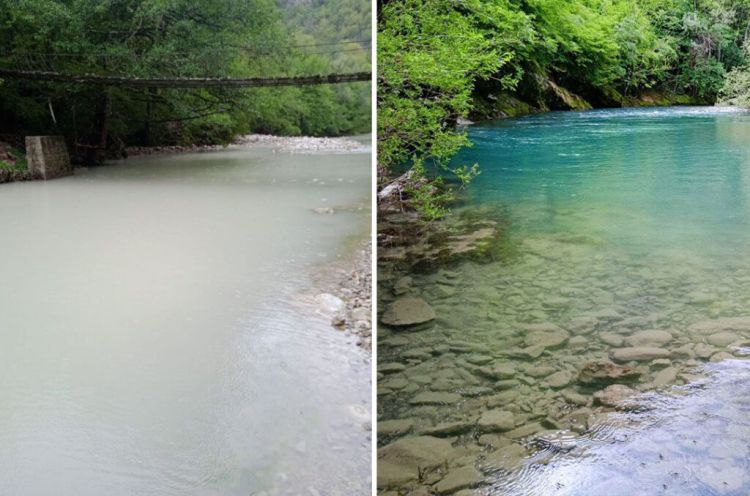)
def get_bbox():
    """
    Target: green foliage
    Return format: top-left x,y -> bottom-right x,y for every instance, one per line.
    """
0,0 -> 370,161
378,0 -> 750,218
